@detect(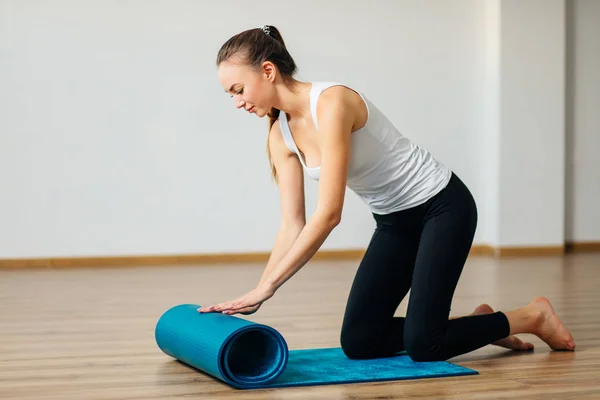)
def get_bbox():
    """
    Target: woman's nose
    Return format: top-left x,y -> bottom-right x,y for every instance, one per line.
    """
235,98 -> 245,109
